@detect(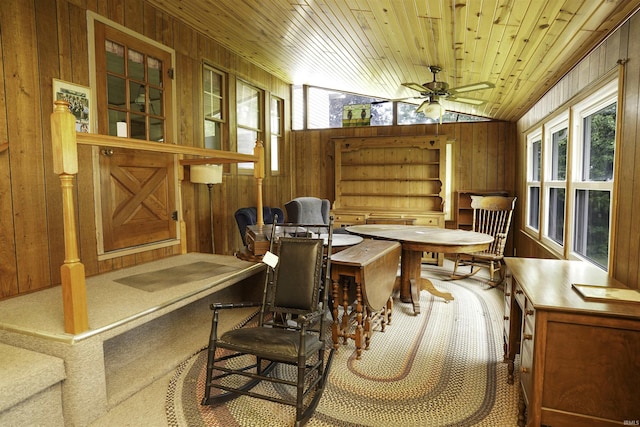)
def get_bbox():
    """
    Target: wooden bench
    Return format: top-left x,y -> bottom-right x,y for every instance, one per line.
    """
330,239 -> 401,358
